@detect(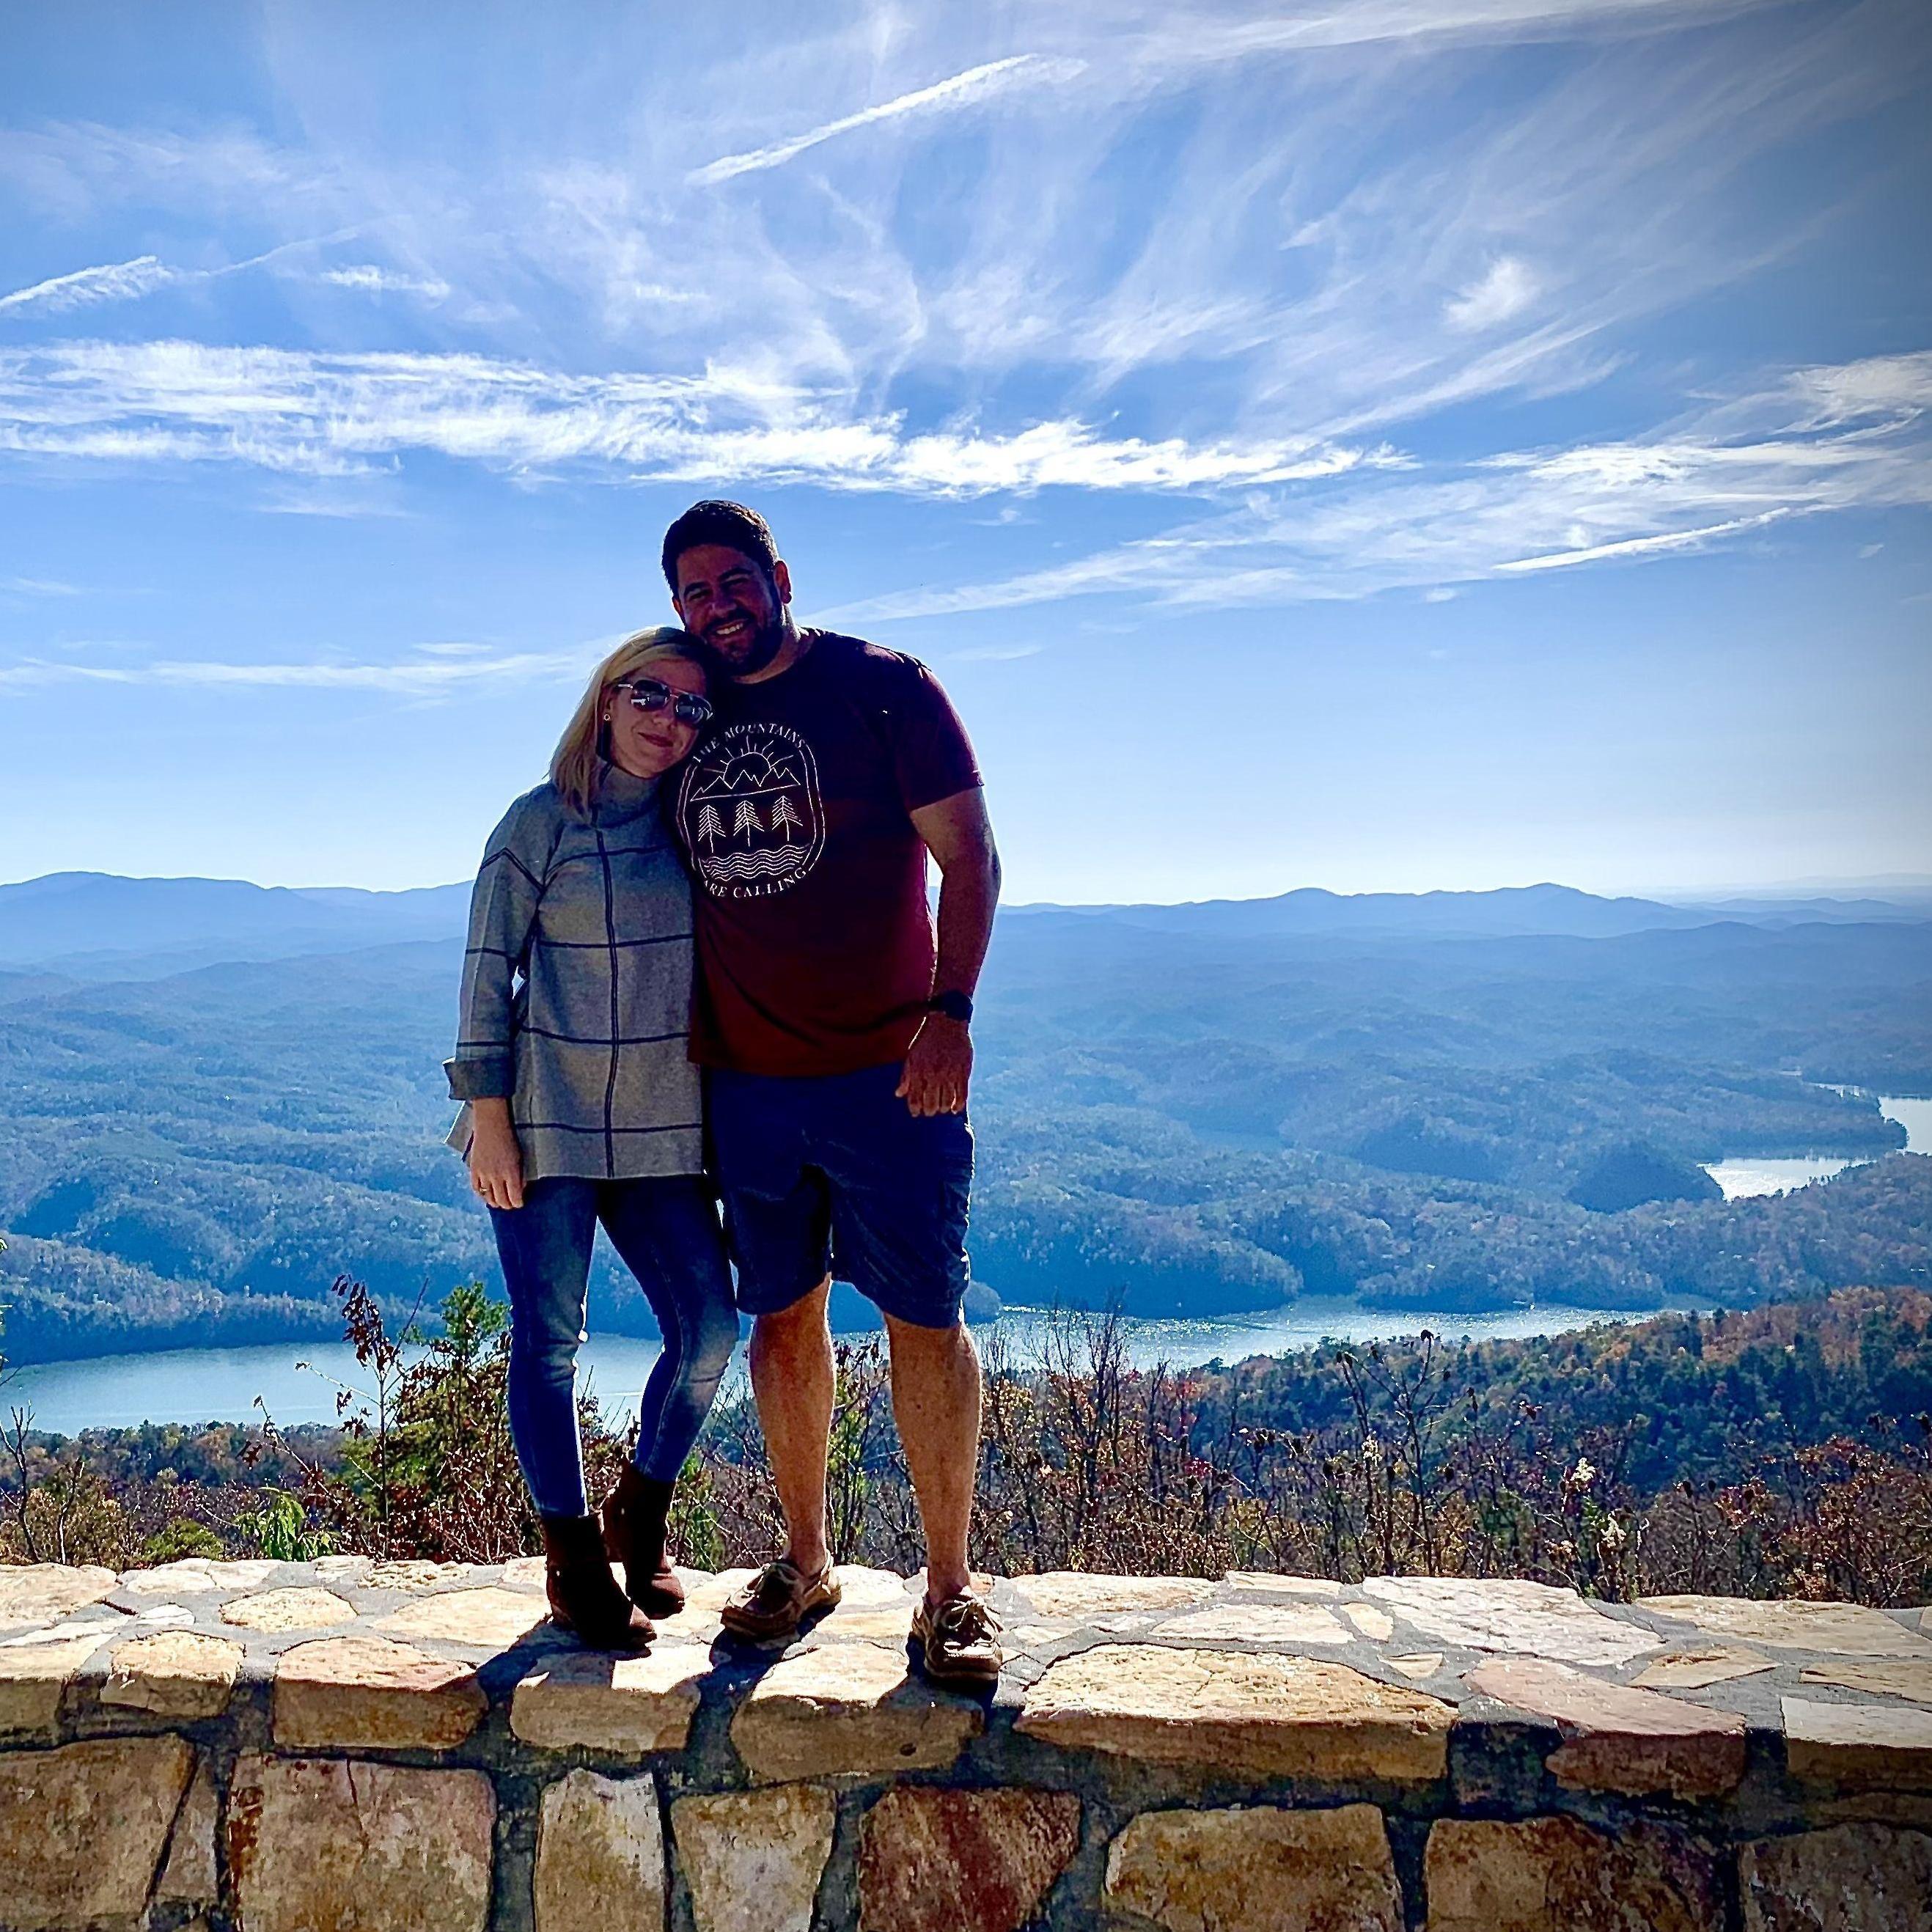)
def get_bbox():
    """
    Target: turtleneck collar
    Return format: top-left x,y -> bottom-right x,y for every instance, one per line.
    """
592,760 -> 664,826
